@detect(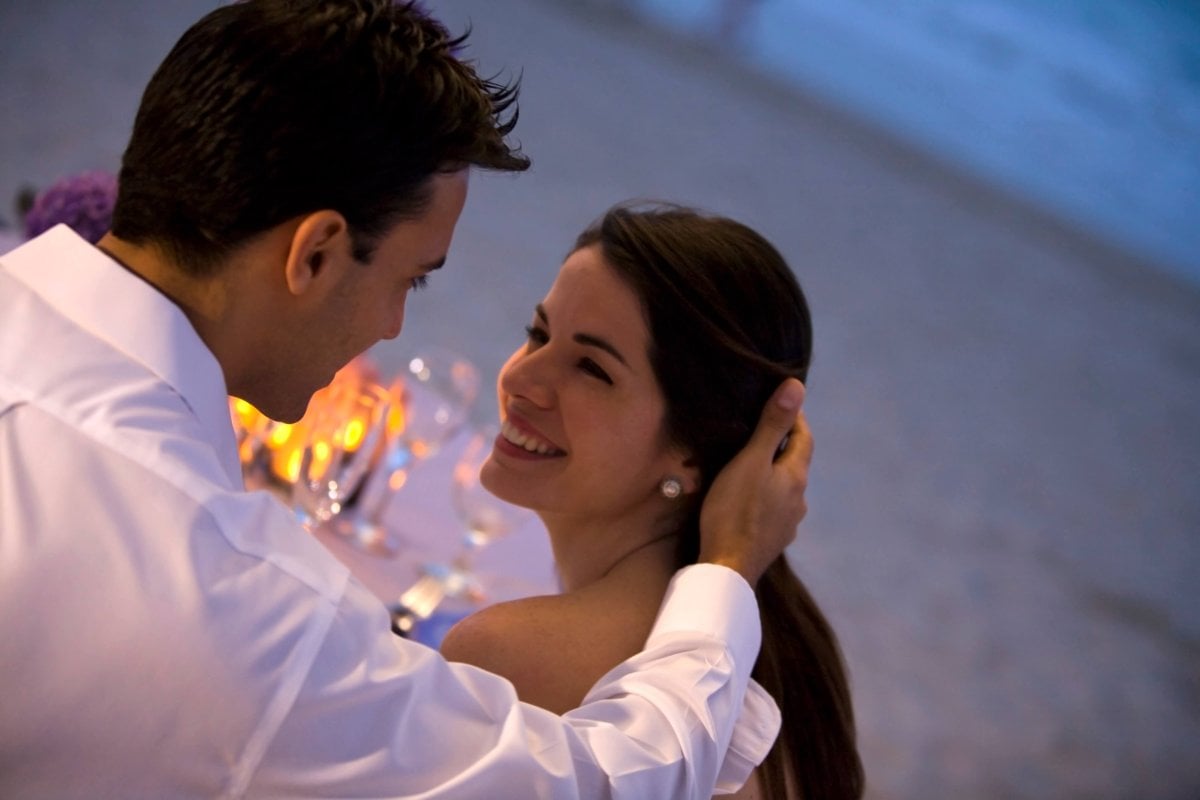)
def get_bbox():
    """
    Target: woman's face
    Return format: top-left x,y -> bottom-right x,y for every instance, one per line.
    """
481,244 -> 689,526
